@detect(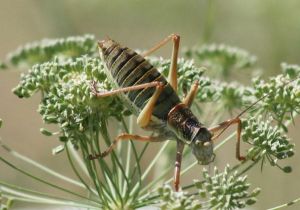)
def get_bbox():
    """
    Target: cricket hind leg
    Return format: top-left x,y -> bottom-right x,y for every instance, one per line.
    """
90,80 -> 163,98
141,34 -> 180,93
88,133 -> 164,160
208,117 -> 245,161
